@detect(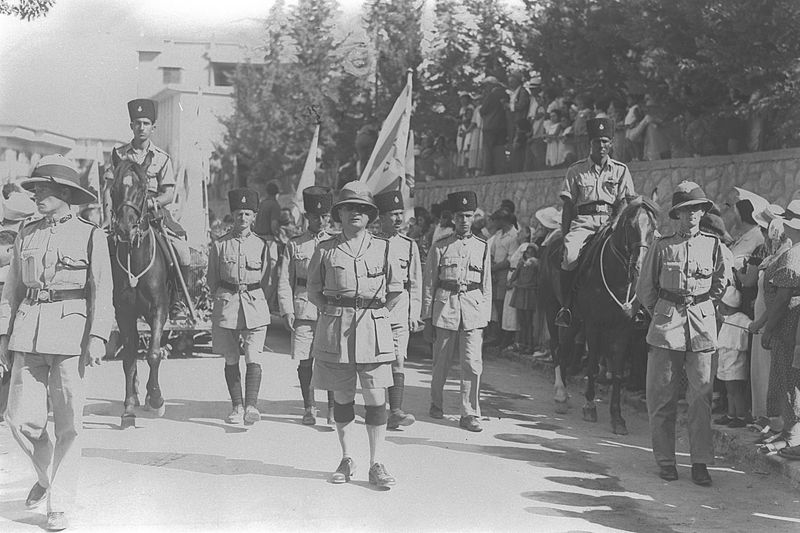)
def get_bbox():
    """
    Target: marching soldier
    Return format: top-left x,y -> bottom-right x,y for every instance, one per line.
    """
307,181 -> 401,488
0,155 -> 113,531
207,188 -> 278,425
374,190 -> 422,429
636,181 -> 727,486
277,186 -> 336,426
555,117 -> 636,327
422,190 -> 492,432
102,98 -> 192,317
